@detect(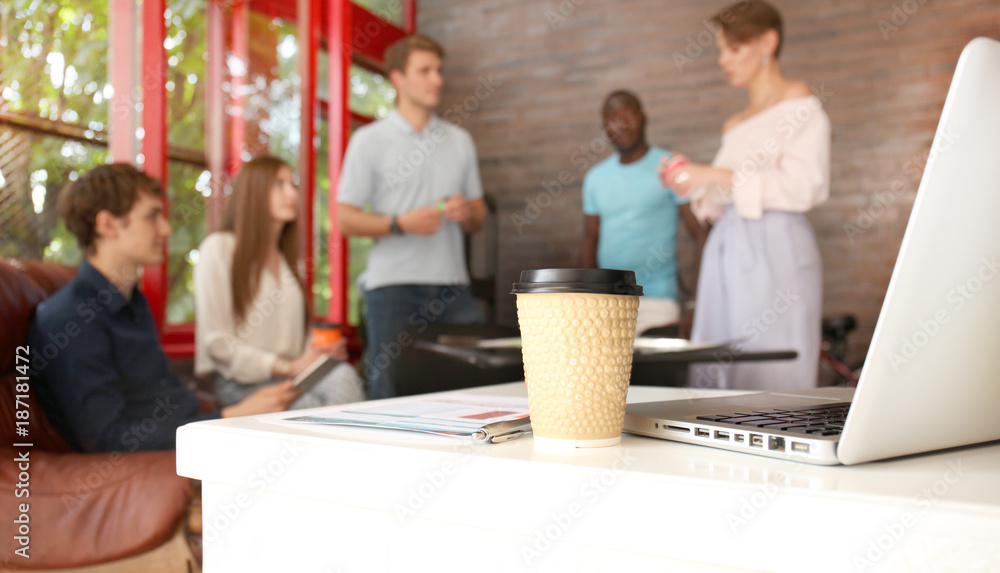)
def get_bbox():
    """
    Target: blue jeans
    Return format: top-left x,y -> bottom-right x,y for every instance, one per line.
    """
363,284 -> 484,399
